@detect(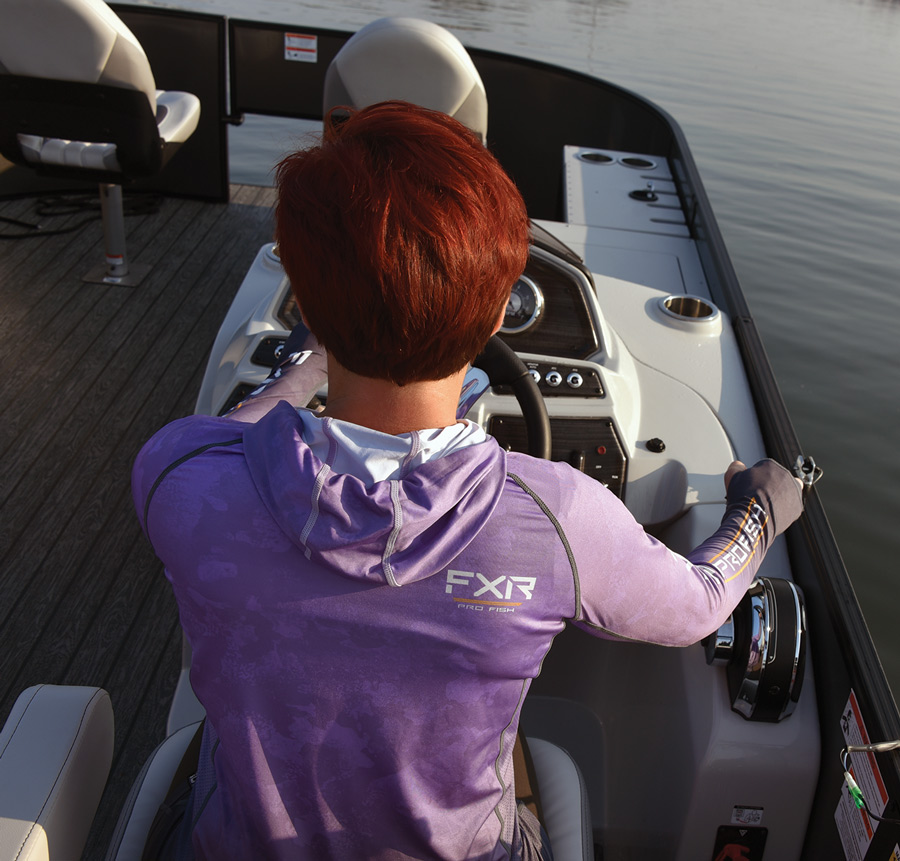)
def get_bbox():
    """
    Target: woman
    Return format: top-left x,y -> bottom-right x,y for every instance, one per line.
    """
133,101 -> 803,860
